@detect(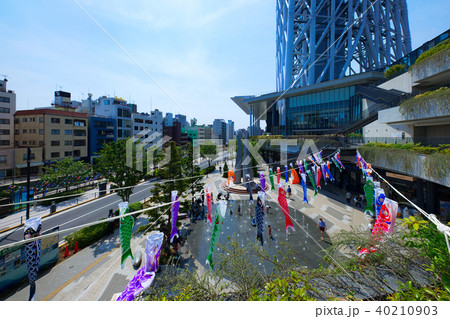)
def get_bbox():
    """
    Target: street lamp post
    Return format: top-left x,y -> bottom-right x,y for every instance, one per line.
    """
26,147 -> 31,220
